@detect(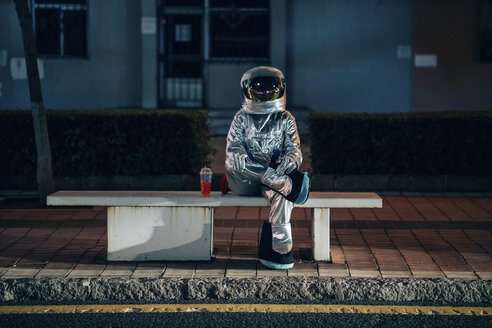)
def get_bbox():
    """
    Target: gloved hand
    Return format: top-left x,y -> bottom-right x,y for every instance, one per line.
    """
233,153 -> 248,172
276,154 -> 298,174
